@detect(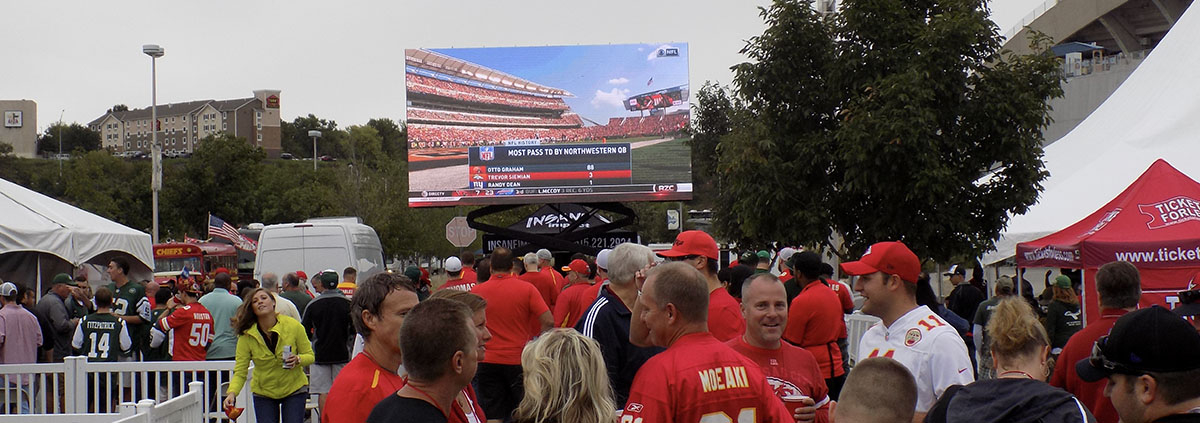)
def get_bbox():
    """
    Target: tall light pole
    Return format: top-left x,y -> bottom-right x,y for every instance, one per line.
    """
144,44 -> 165,244
308,130 -> 322,171
57,109 -> 64,176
